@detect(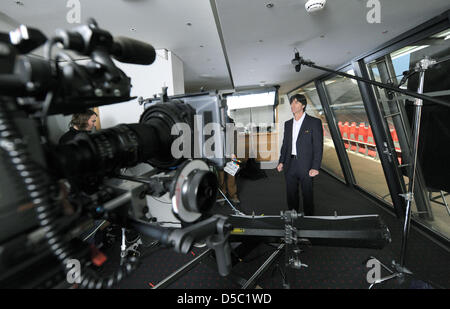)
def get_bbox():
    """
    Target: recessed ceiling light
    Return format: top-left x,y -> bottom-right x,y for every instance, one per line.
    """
186,22 -> 192,26
200,45 -> 204,48
130,27 -> 137,32
266,3 -> 274,8
320,34 -> 325,38
15,1 -> 24,6
258,40 -> 264,43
